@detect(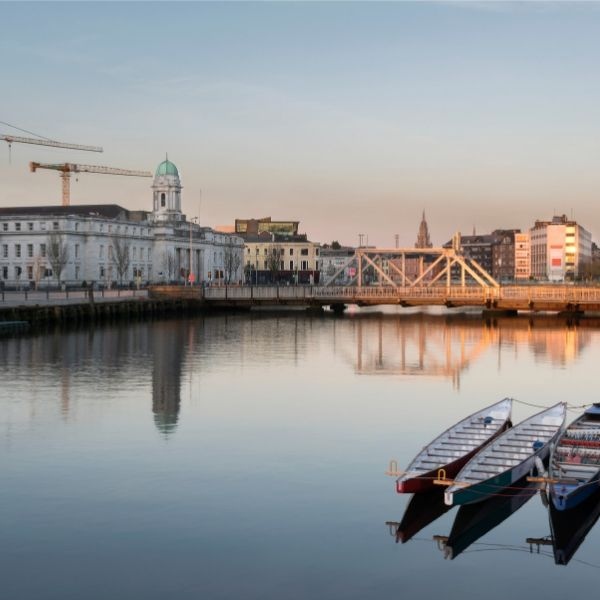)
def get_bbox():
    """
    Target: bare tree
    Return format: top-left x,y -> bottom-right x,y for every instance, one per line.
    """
111,236 -> 131,285
162,250 -> 176,282
224,239 -> 242,283
32,254 -> 45,288
265,243 -> 283,283
47,233 -> 68,283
